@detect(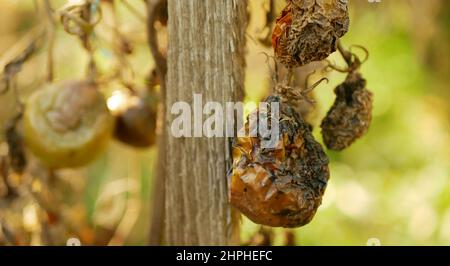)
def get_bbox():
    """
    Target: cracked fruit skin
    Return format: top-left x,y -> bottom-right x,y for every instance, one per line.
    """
23,80 -> 114,169
230,95 -> 330,228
